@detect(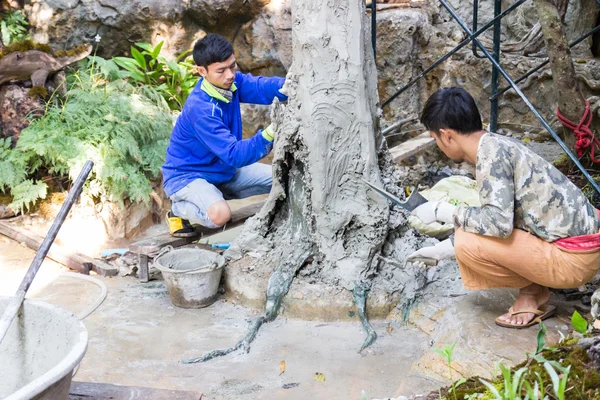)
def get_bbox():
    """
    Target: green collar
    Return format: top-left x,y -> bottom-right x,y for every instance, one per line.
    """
201,79 -> 238,103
